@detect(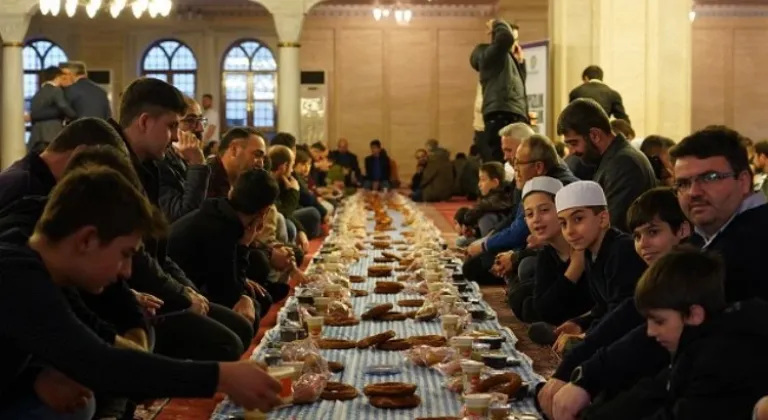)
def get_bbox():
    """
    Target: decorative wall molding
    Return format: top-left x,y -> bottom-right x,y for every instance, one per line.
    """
188,3 -> 495,18
695,4 -> 768,17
